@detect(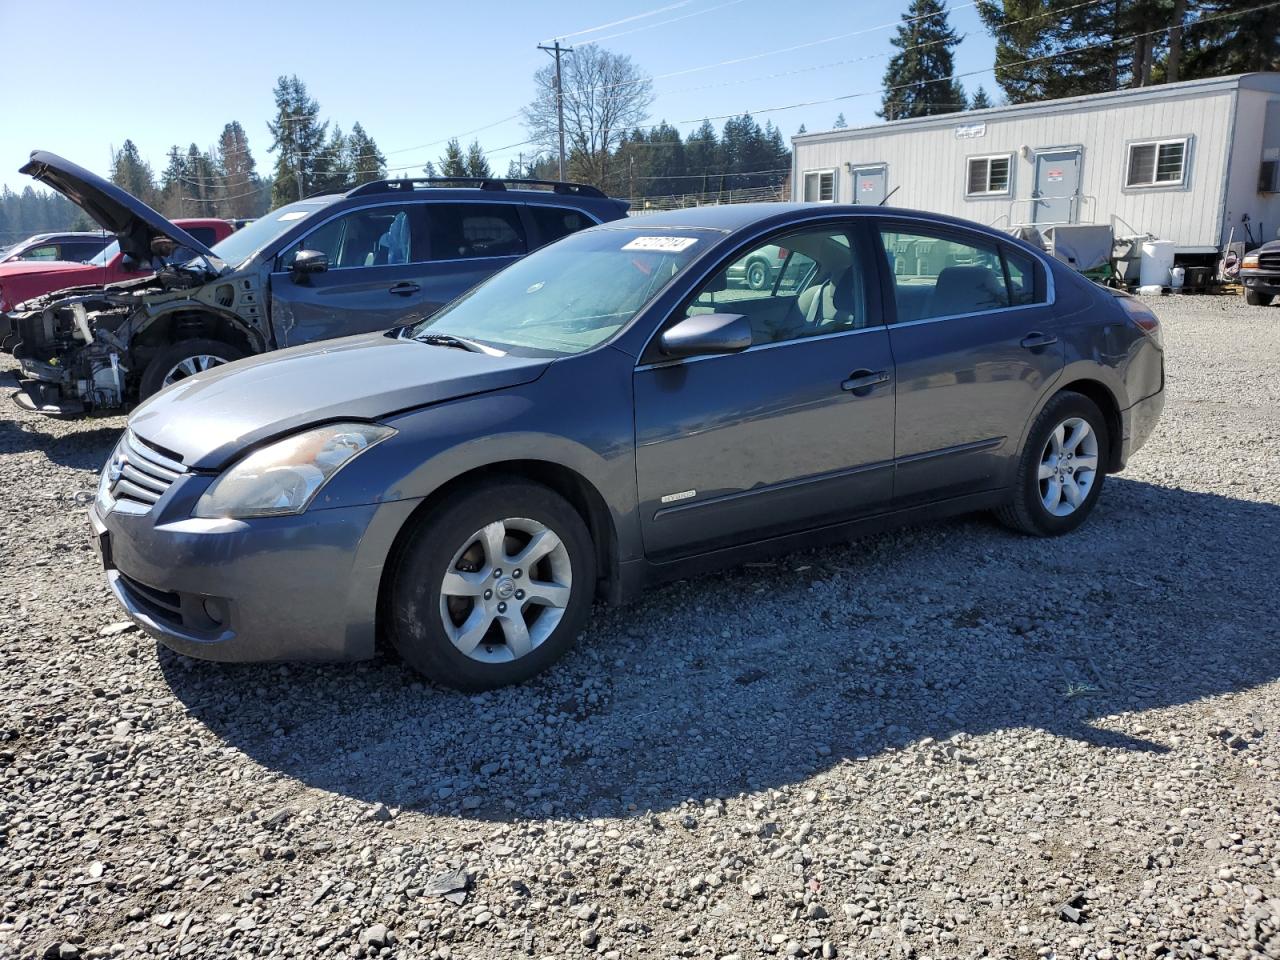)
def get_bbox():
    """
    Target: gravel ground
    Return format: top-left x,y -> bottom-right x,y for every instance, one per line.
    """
2,293 -> 1278,960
